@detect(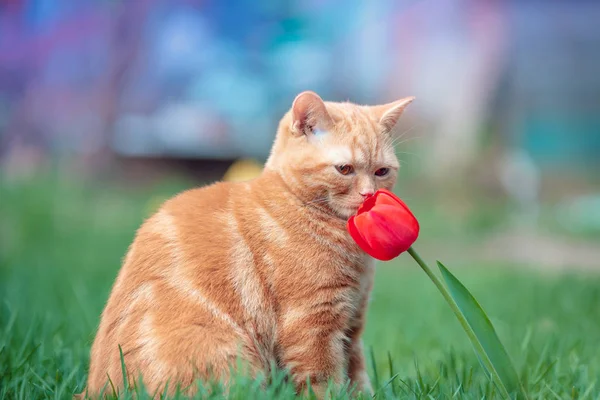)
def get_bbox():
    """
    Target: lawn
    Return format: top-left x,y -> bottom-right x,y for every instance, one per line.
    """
1,173 -> 599,399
